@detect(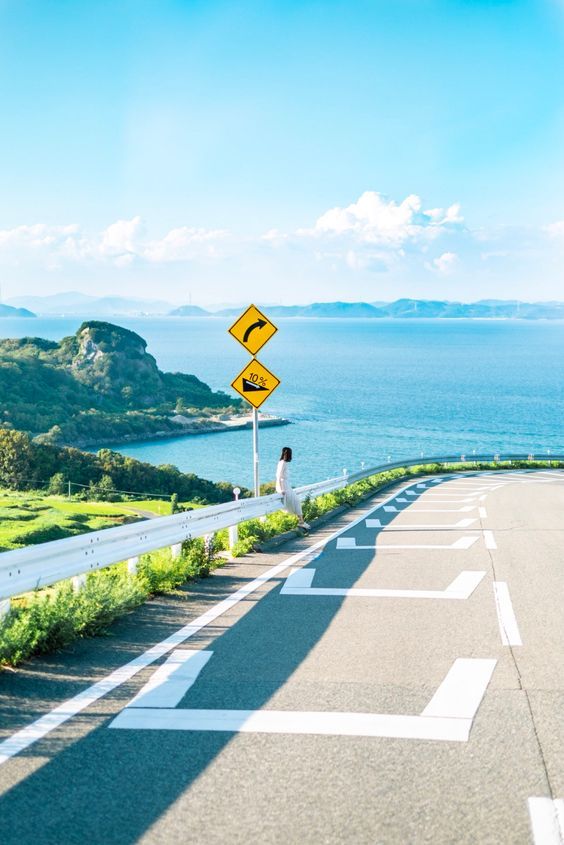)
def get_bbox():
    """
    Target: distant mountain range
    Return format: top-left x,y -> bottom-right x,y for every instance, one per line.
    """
4,293 -> 564,320
6,292 -> 173,316
172,299 -> 564,319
